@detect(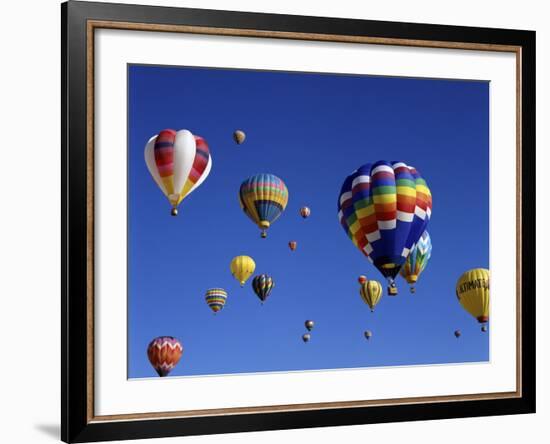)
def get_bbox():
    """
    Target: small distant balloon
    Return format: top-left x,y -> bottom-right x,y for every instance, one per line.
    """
364,330 -> 372,340
358,275 -> 367,285
147,336 -> 183,377
300,206 -> 311,219
481,325 -> 488,333
288,241 -> 297,251
233,130 -> 246,145
454,330 -> 461,338
302,333 -> 311,343
305,320 -> 314,331
205,288 -> 228,313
